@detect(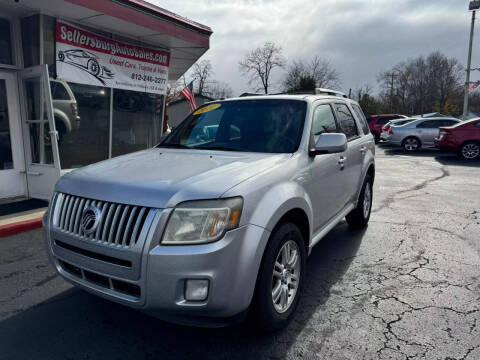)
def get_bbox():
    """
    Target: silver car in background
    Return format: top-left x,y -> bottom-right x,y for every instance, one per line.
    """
380,118 -> 415,141
384,117 -> 460,151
